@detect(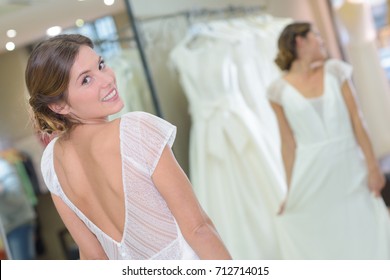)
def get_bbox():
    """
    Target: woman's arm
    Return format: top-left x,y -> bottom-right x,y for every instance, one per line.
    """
341,80 -> 385,197
51,194 -> 108,259
270,102 -> 296,214
152,146 -> 231,260
270,102 -> 296,188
